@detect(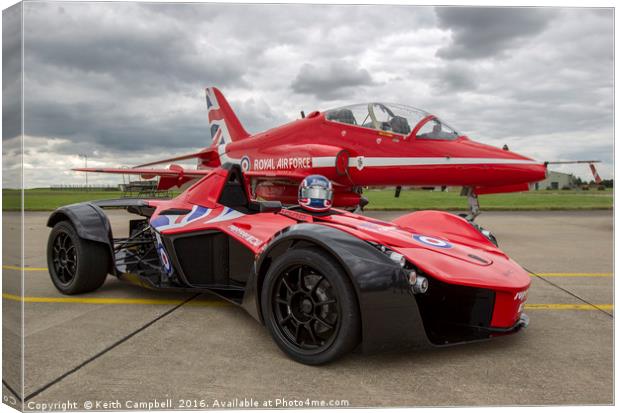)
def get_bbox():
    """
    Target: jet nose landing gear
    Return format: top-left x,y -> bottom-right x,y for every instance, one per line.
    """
460,187 -> 480,222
